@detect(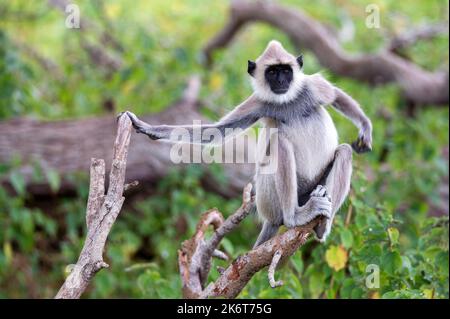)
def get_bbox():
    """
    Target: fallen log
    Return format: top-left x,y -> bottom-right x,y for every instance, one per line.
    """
0,76 -> 253,198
